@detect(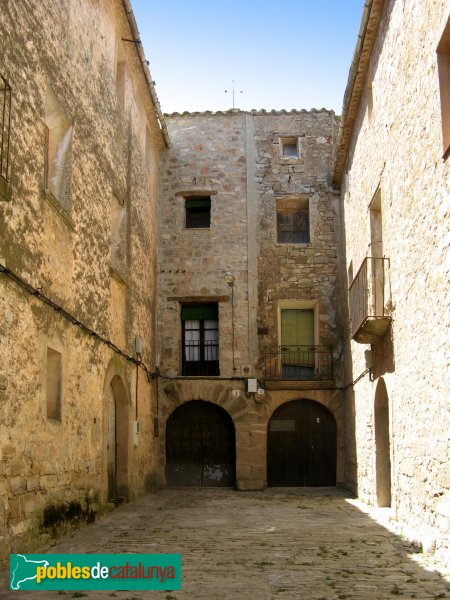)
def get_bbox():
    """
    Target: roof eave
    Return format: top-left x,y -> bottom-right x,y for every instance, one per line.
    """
331,0 -> 385,184
121,0 -> 170,148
